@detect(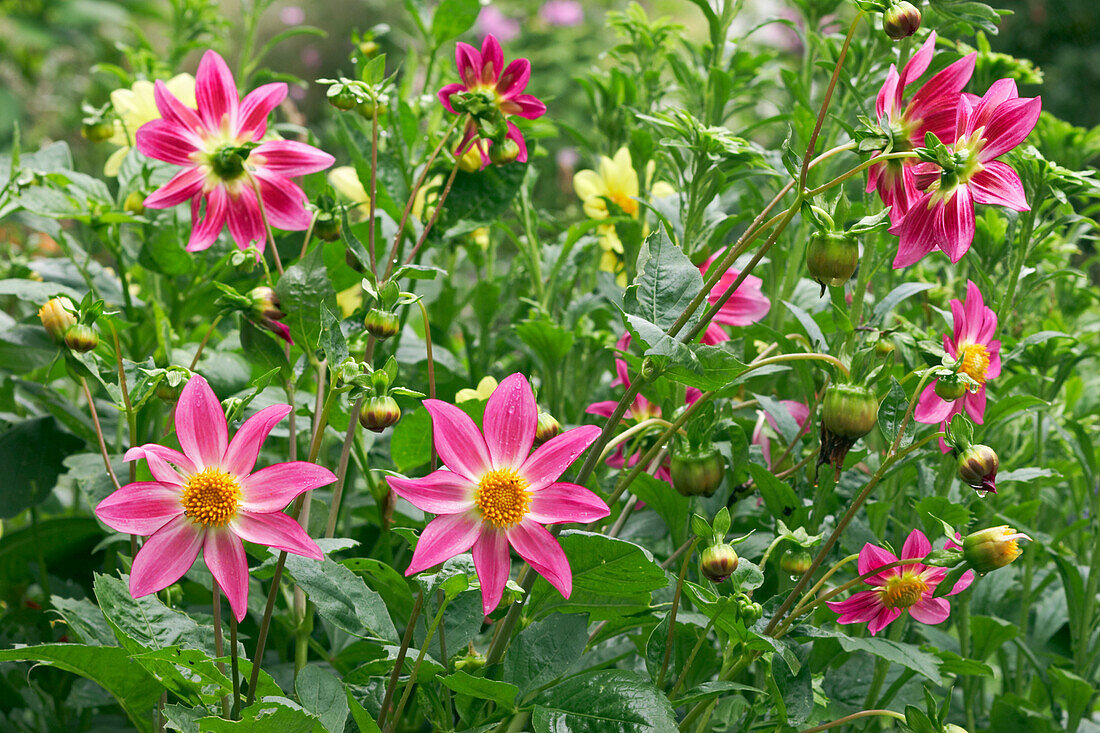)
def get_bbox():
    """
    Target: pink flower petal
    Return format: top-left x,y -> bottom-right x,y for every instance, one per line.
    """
142,449 -> 187,487
858,542 -> 900,584
195,50 -> 239,132
129,513 -> 204,598
519,425 -> 601,491
203,526 -> 249,621
901,528 -> 932,560
175,375 -> 228,469
876,66 -> 901,121
125,444 -> 198,476
237,83 -> 288,140
908,54 -> 976,128
472,528 -> 510,615
251,140 -> 335,177
964,387 -> 987,423
423,399 -> 493,482
483,373 -> 537,470
966,78 -> 1019,136
95,482 -> 183,535
135,119 -> 200,166
153,80 -> 203,132
867,606 -> 902,636
828,589 -> 884,623
405,511 -> 483,576
892,195 -> 941,269
978,96 -> 1041,161
222,404 -> 292,477
143,166 -> 205,210
701,322 -> 728,345
386,470 -> 477,514
526,482 -> 610,524
939,186 -> 975,263
506,519 -> 571,599
187,187 -> 229,252
230,510 -> 322,559
585,400 -> 618,418
437,83 -> 465,114
505,121 -> 529,163
899,32 -> 936,89
250,171 -> 313,231
455,42 -> 482,87
948,569 -> 975,595
908,596 -> 950,625
496,58 -> 531,98
238,461 -> 336,513
225,186 -> 266,251
969,161 -> 1028,211
501,93 -> 546,120
914,382 -> 956,424
480,34 -> 505,84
